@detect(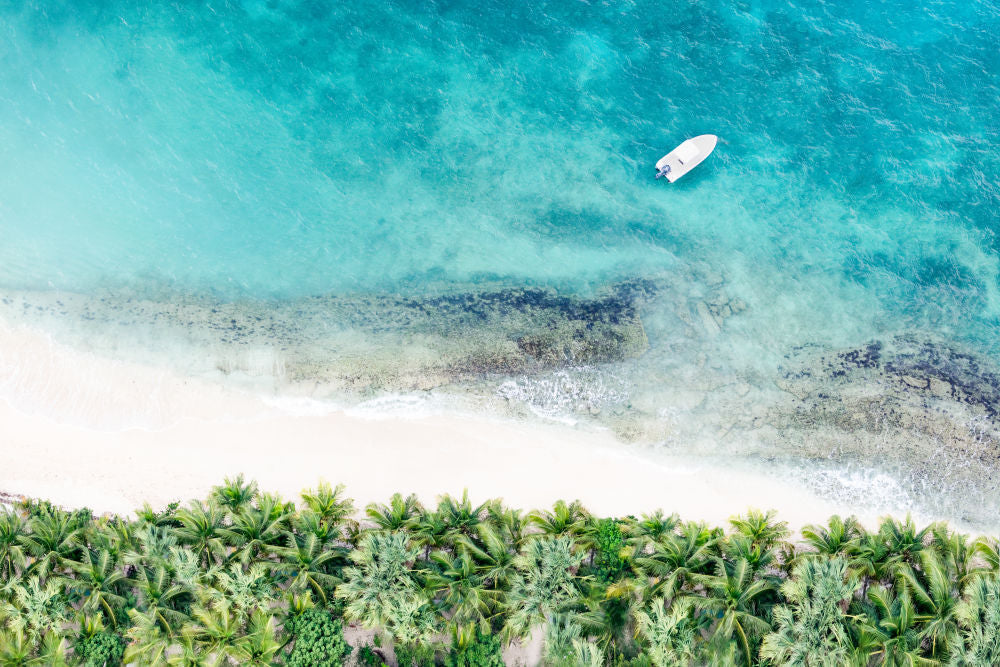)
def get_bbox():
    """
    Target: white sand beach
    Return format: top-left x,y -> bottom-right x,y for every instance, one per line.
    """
1,317 -> 869,527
